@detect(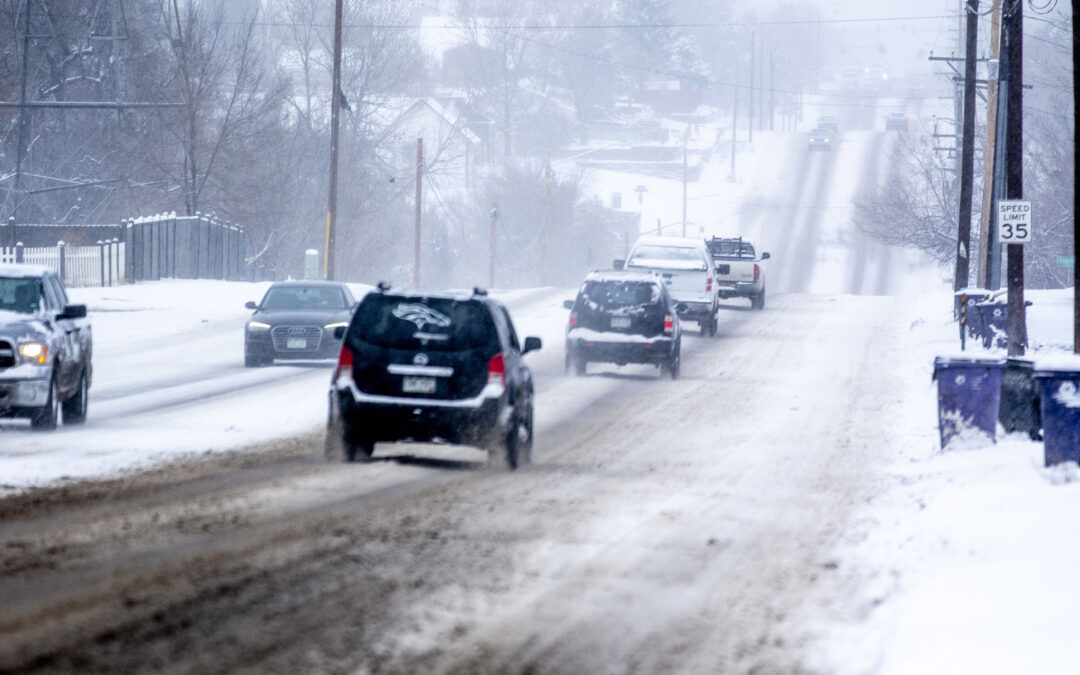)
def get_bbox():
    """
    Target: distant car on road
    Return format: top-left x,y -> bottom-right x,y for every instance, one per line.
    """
808,127 -> 833,150
563,270 -> 682,379
0,264 -> 91,430
886,112 -> 908,132
325,284 -> 542,468
244,280 -> 356,367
